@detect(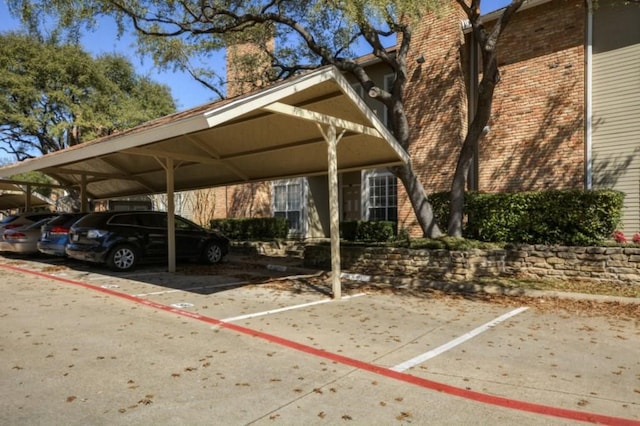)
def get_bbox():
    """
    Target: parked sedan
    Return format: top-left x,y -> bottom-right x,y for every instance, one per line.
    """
0,216 -> 57,254
66,211 -> 230,271
37,212 -> 88,257
0,211 -> 59,236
